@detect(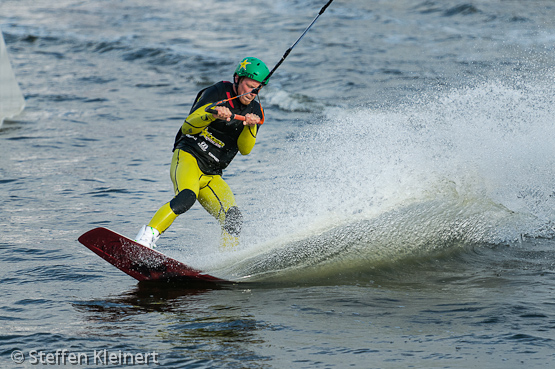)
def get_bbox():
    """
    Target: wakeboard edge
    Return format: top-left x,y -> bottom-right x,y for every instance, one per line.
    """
78,227 -> 226,283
